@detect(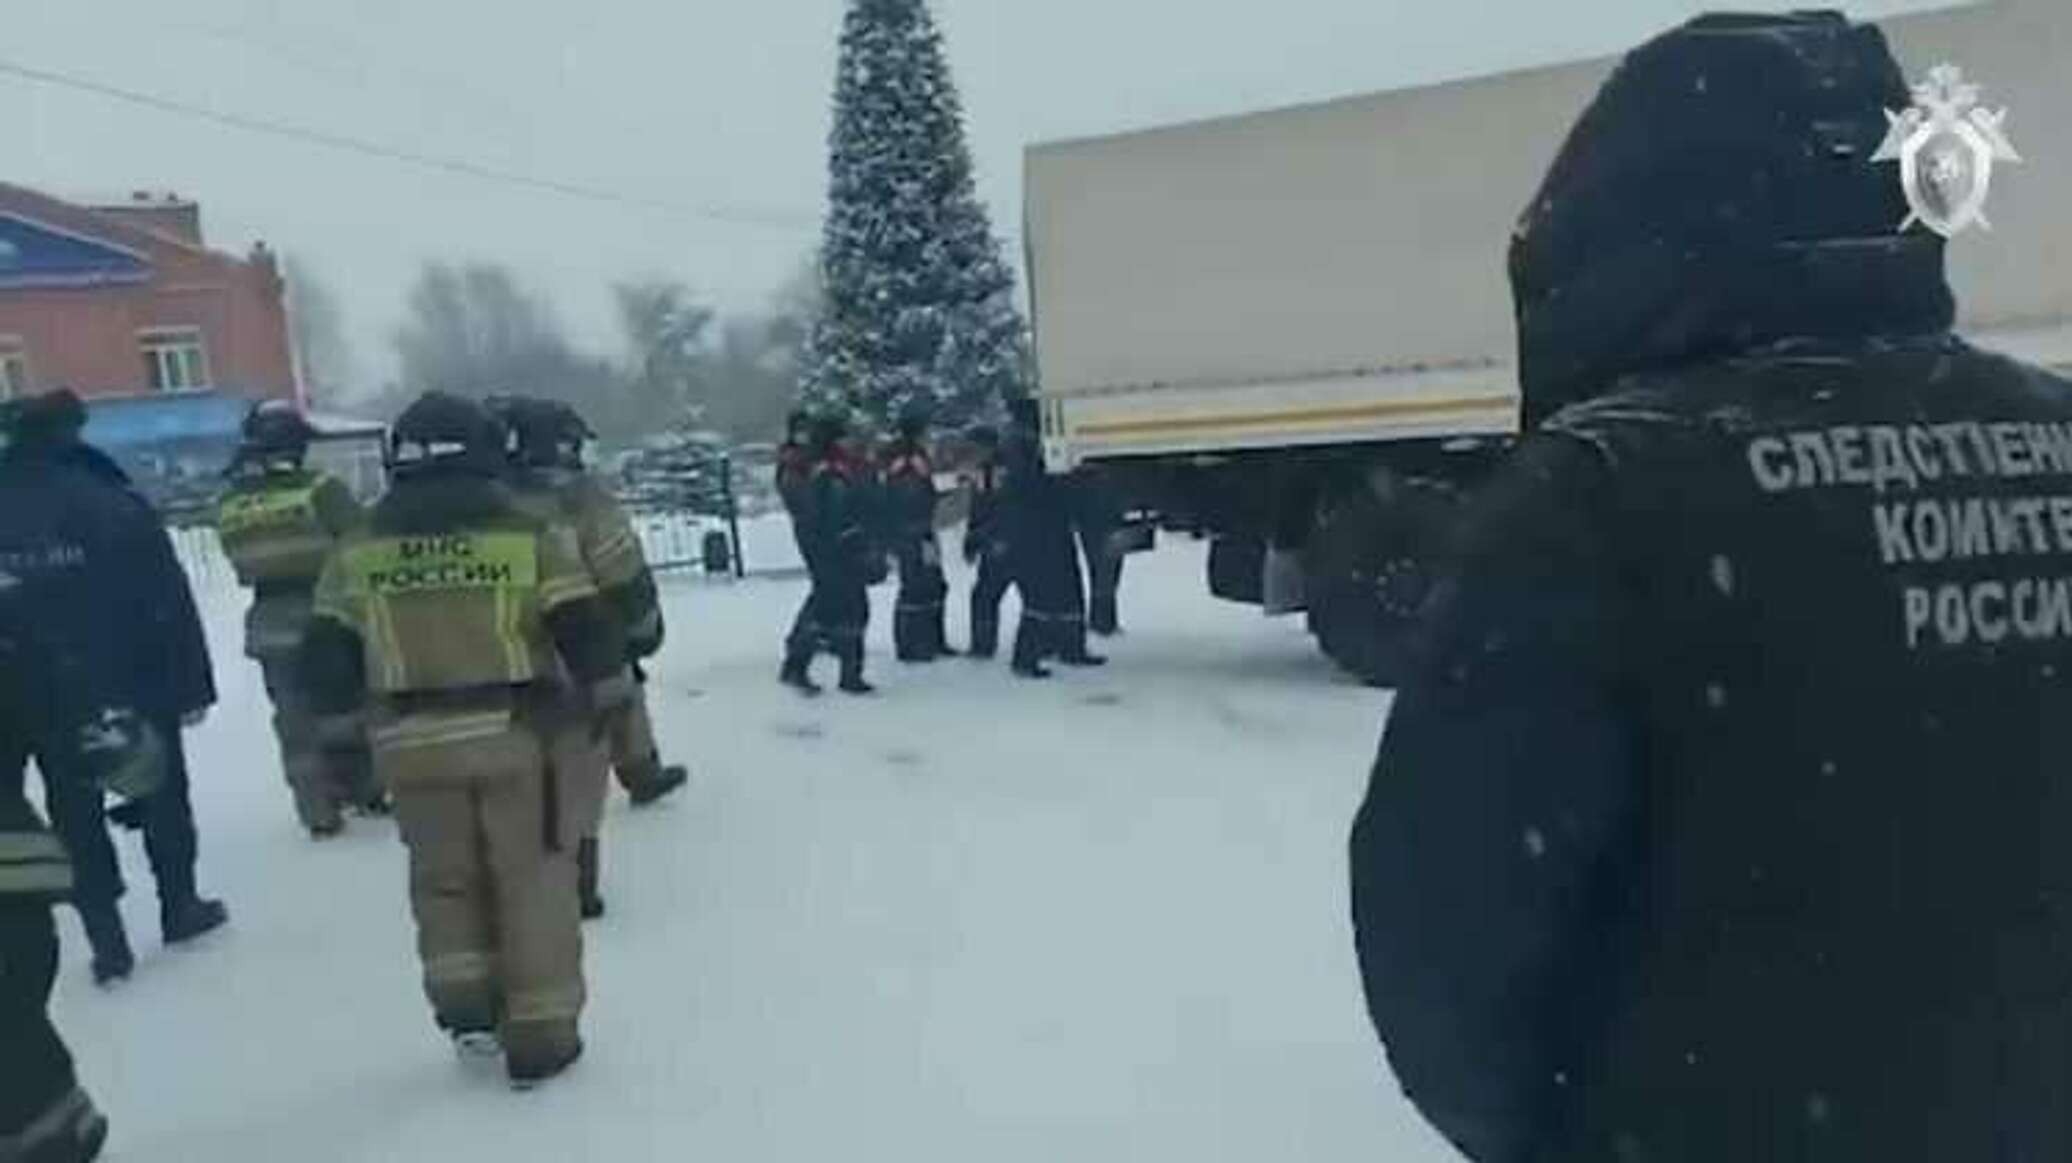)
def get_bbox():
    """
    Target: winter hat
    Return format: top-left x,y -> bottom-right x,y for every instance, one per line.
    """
1510,12 -> 1955,426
